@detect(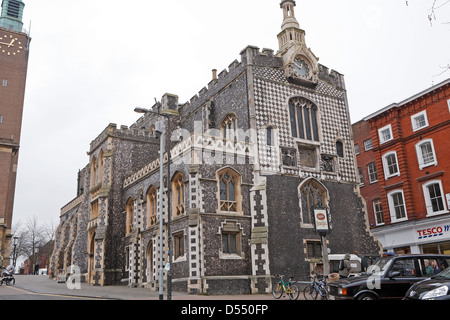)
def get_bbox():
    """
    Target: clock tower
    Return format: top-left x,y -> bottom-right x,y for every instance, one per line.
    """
277,0 -> 319,86
0,0 -> 30,267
